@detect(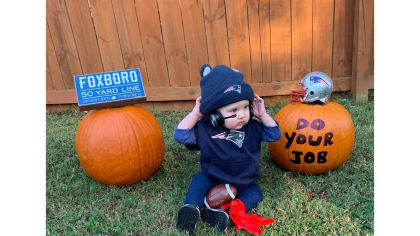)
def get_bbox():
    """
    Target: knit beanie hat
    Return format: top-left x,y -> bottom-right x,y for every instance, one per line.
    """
199,64 -> 254,115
